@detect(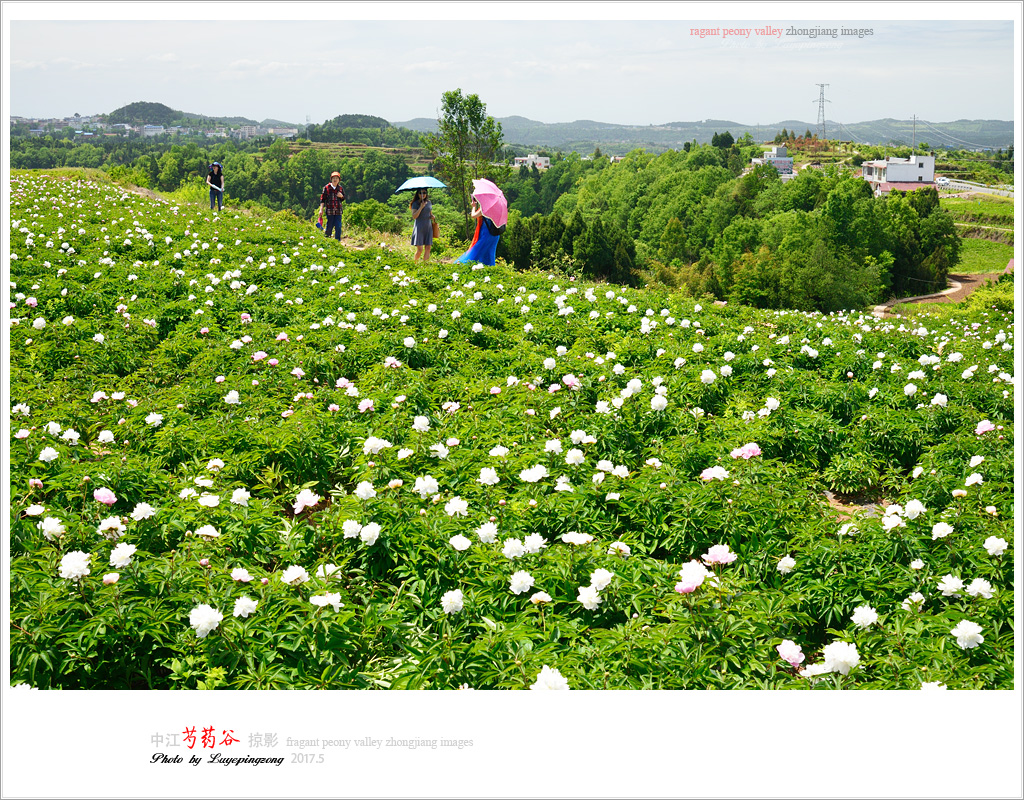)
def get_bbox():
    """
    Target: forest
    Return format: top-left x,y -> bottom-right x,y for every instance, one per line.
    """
496,145 -> 961,311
